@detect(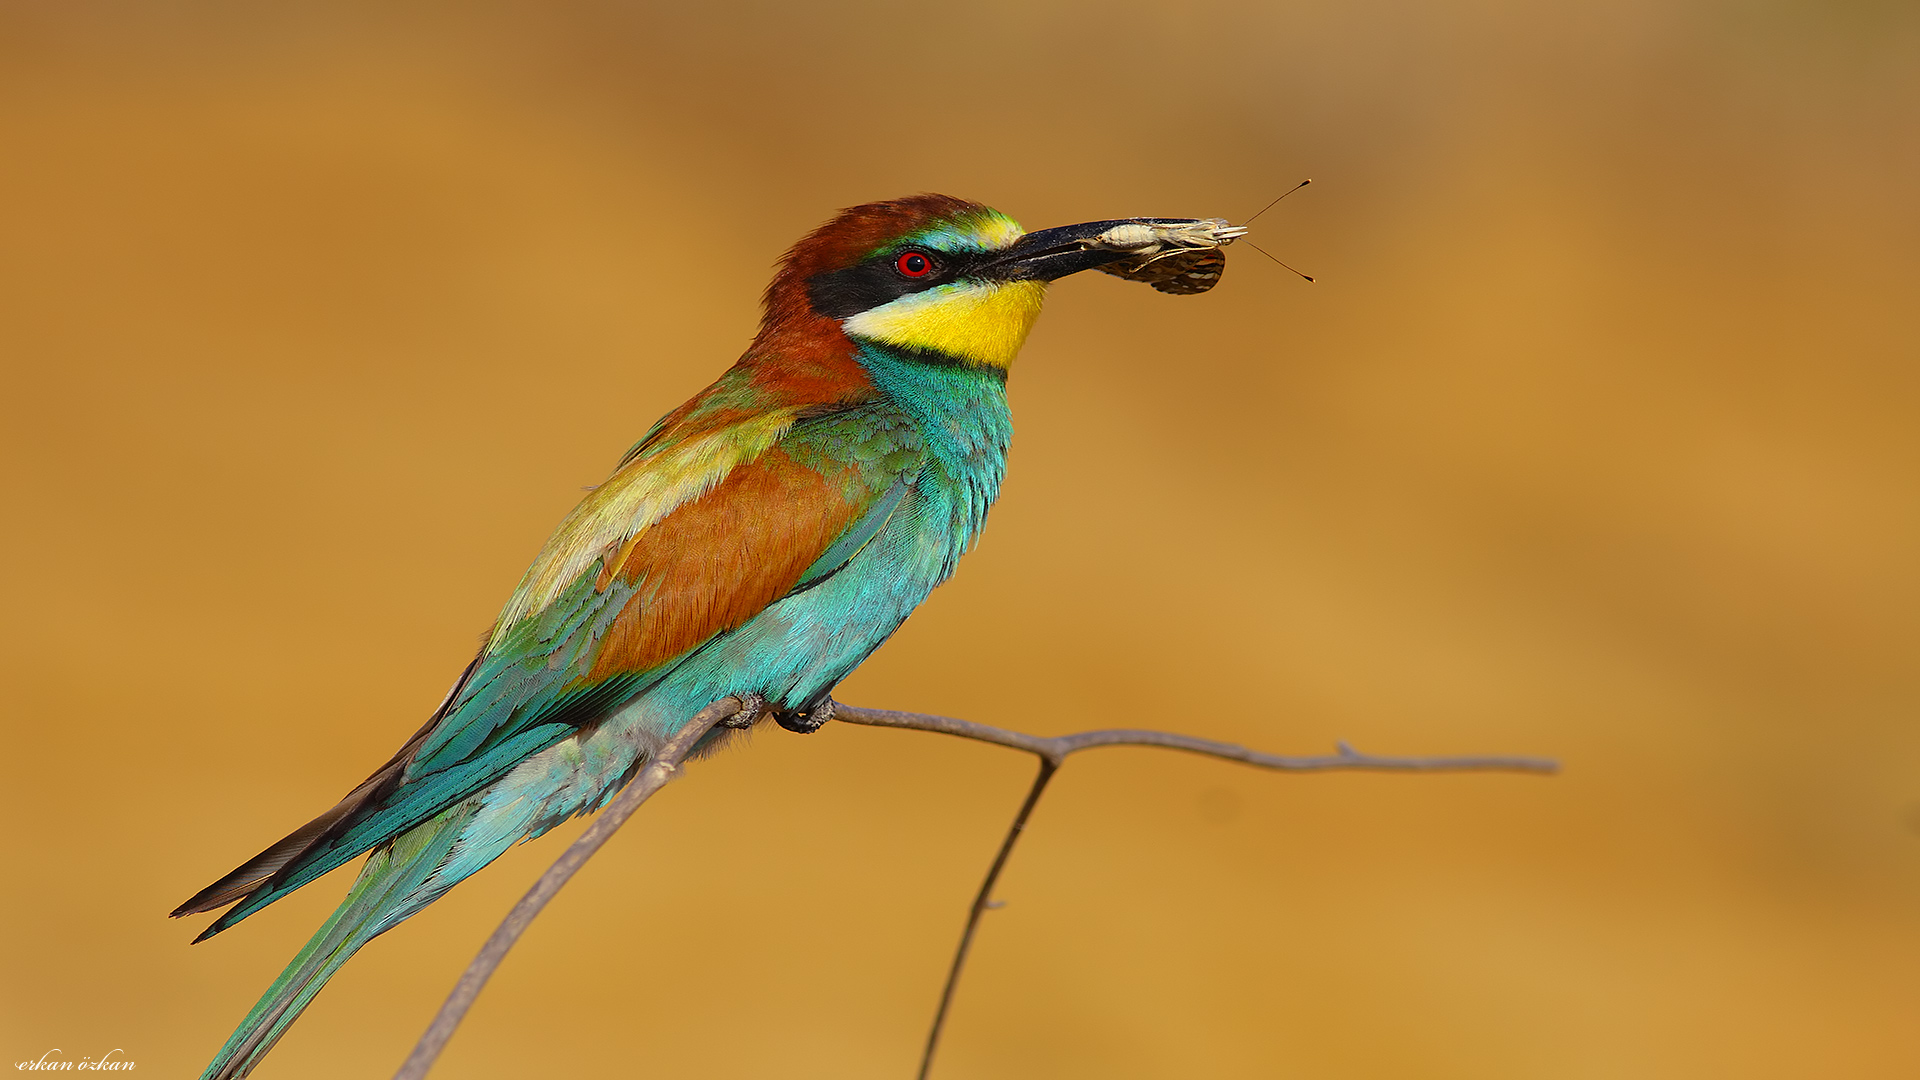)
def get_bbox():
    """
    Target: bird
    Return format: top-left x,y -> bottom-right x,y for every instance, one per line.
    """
173,193 -> 1233,1078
